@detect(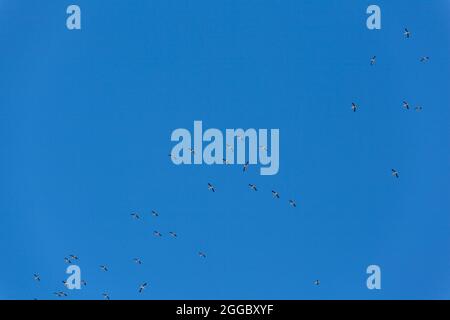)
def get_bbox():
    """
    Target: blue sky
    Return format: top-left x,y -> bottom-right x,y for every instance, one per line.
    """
0,0 -> 449,300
